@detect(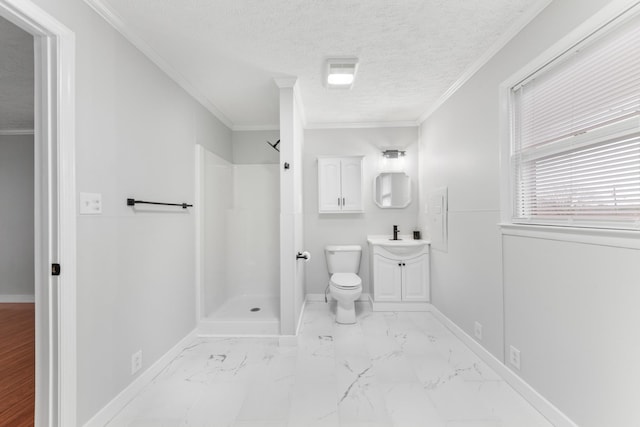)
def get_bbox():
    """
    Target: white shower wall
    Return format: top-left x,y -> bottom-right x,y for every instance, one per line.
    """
202,150 -> 233,315
201,147 -> 280,318
227,164 -> 280,298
